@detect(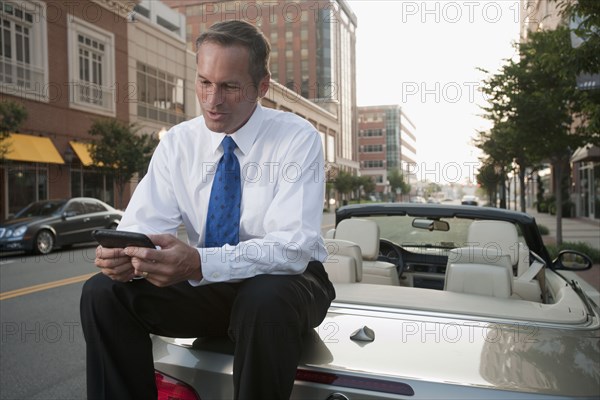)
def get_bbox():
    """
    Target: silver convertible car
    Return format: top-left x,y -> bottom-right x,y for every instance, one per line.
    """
152,203 -> 600,399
